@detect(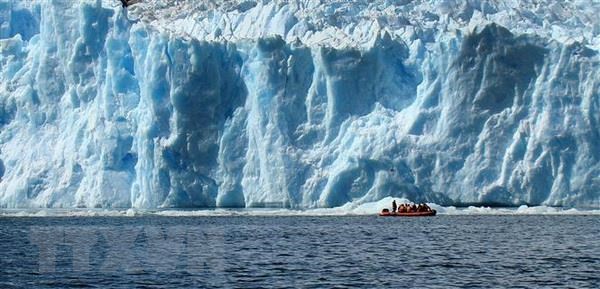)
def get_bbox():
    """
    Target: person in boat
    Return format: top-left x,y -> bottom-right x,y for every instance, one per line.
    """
392,200 -> 397,213
411,203 -> 417,212
422,203 -> 431,212
399,203 -> 406,213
